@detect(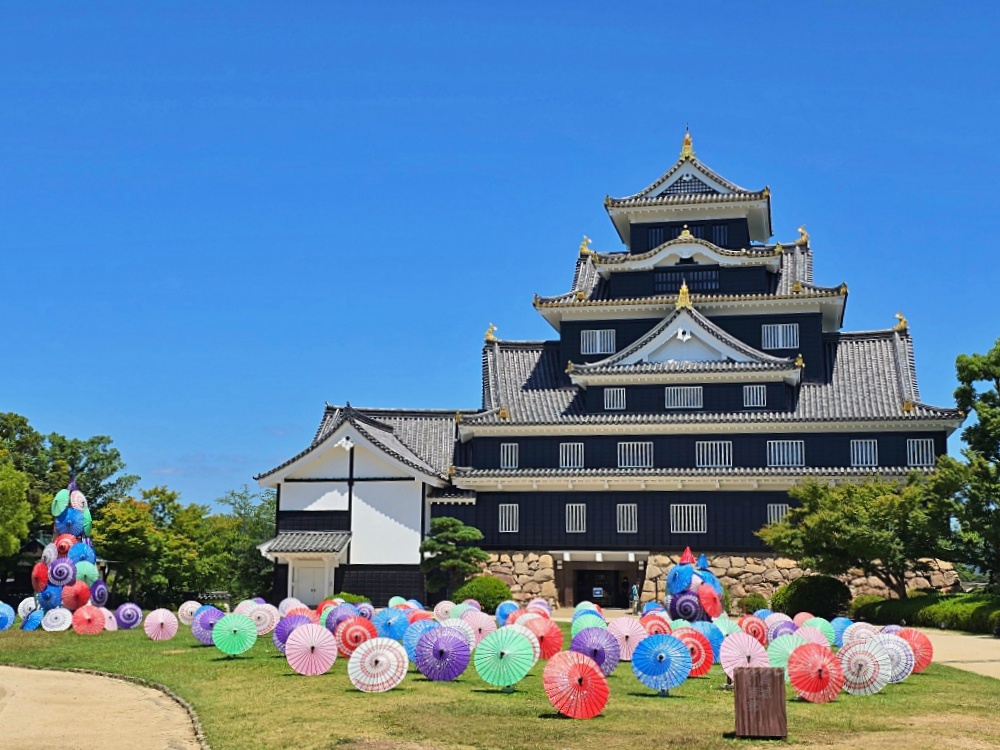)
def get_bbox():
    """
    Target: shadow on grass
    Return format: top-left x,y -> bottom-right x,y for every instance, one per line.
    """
626,692 -> 686,699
